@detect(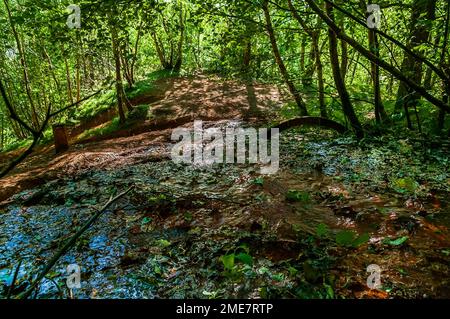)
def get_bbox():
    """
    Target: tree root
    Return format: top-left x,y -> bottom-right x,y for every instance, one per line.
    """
274,116 -> 348,134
